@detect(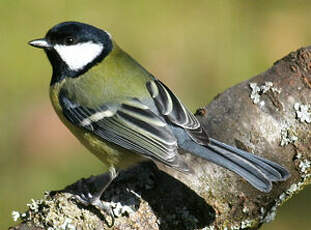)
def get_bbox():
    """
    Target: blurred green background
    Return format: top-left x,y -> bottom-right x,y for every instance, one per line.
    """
1,0 -> 310,229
